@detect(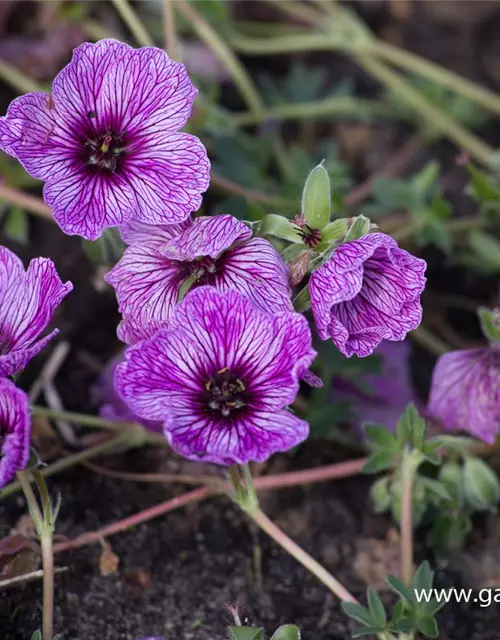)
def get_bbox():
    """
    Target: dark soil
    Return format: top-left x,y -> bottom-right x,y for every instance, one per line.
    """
2,444 -> 500,640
